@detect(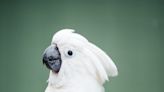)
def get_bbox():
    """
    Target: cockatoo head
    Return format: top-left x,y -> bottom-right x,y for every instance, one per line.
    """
42,29 -> 118,86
